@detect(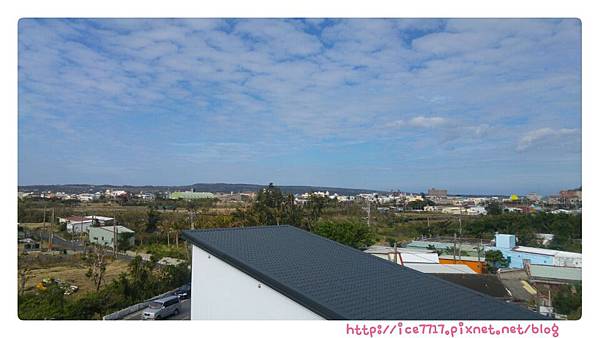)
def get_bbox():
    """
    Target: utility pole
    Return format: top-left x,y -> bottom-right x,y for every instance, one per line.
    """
363,199 -> 371,227
477,238 -> 481,264
48,208 -> 54,251
453,233 -> 457,262
458,216 -> 463,261
393,242 -> 398,264
397,244 -> 404,266
42,204 -> 47,251
113,212 -> 117,257
190,208 -> 195,230
427,216 -> 431,237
